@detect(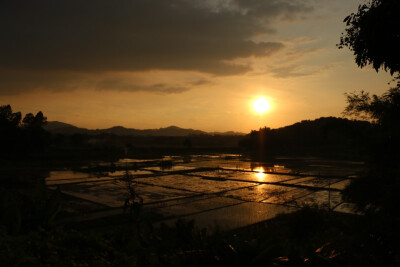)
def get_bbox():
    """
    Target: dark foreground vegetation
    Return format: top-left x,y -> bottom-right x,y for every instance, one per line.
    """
1,207 -> 397,266
0,162 -> 397,265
